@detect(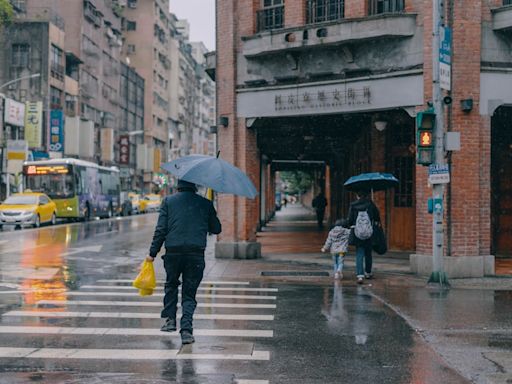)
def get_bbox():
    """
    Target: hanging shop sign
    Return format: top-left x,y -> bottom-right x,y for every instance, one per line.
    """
25,101 -> 43,148
4,98 -> 25,127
